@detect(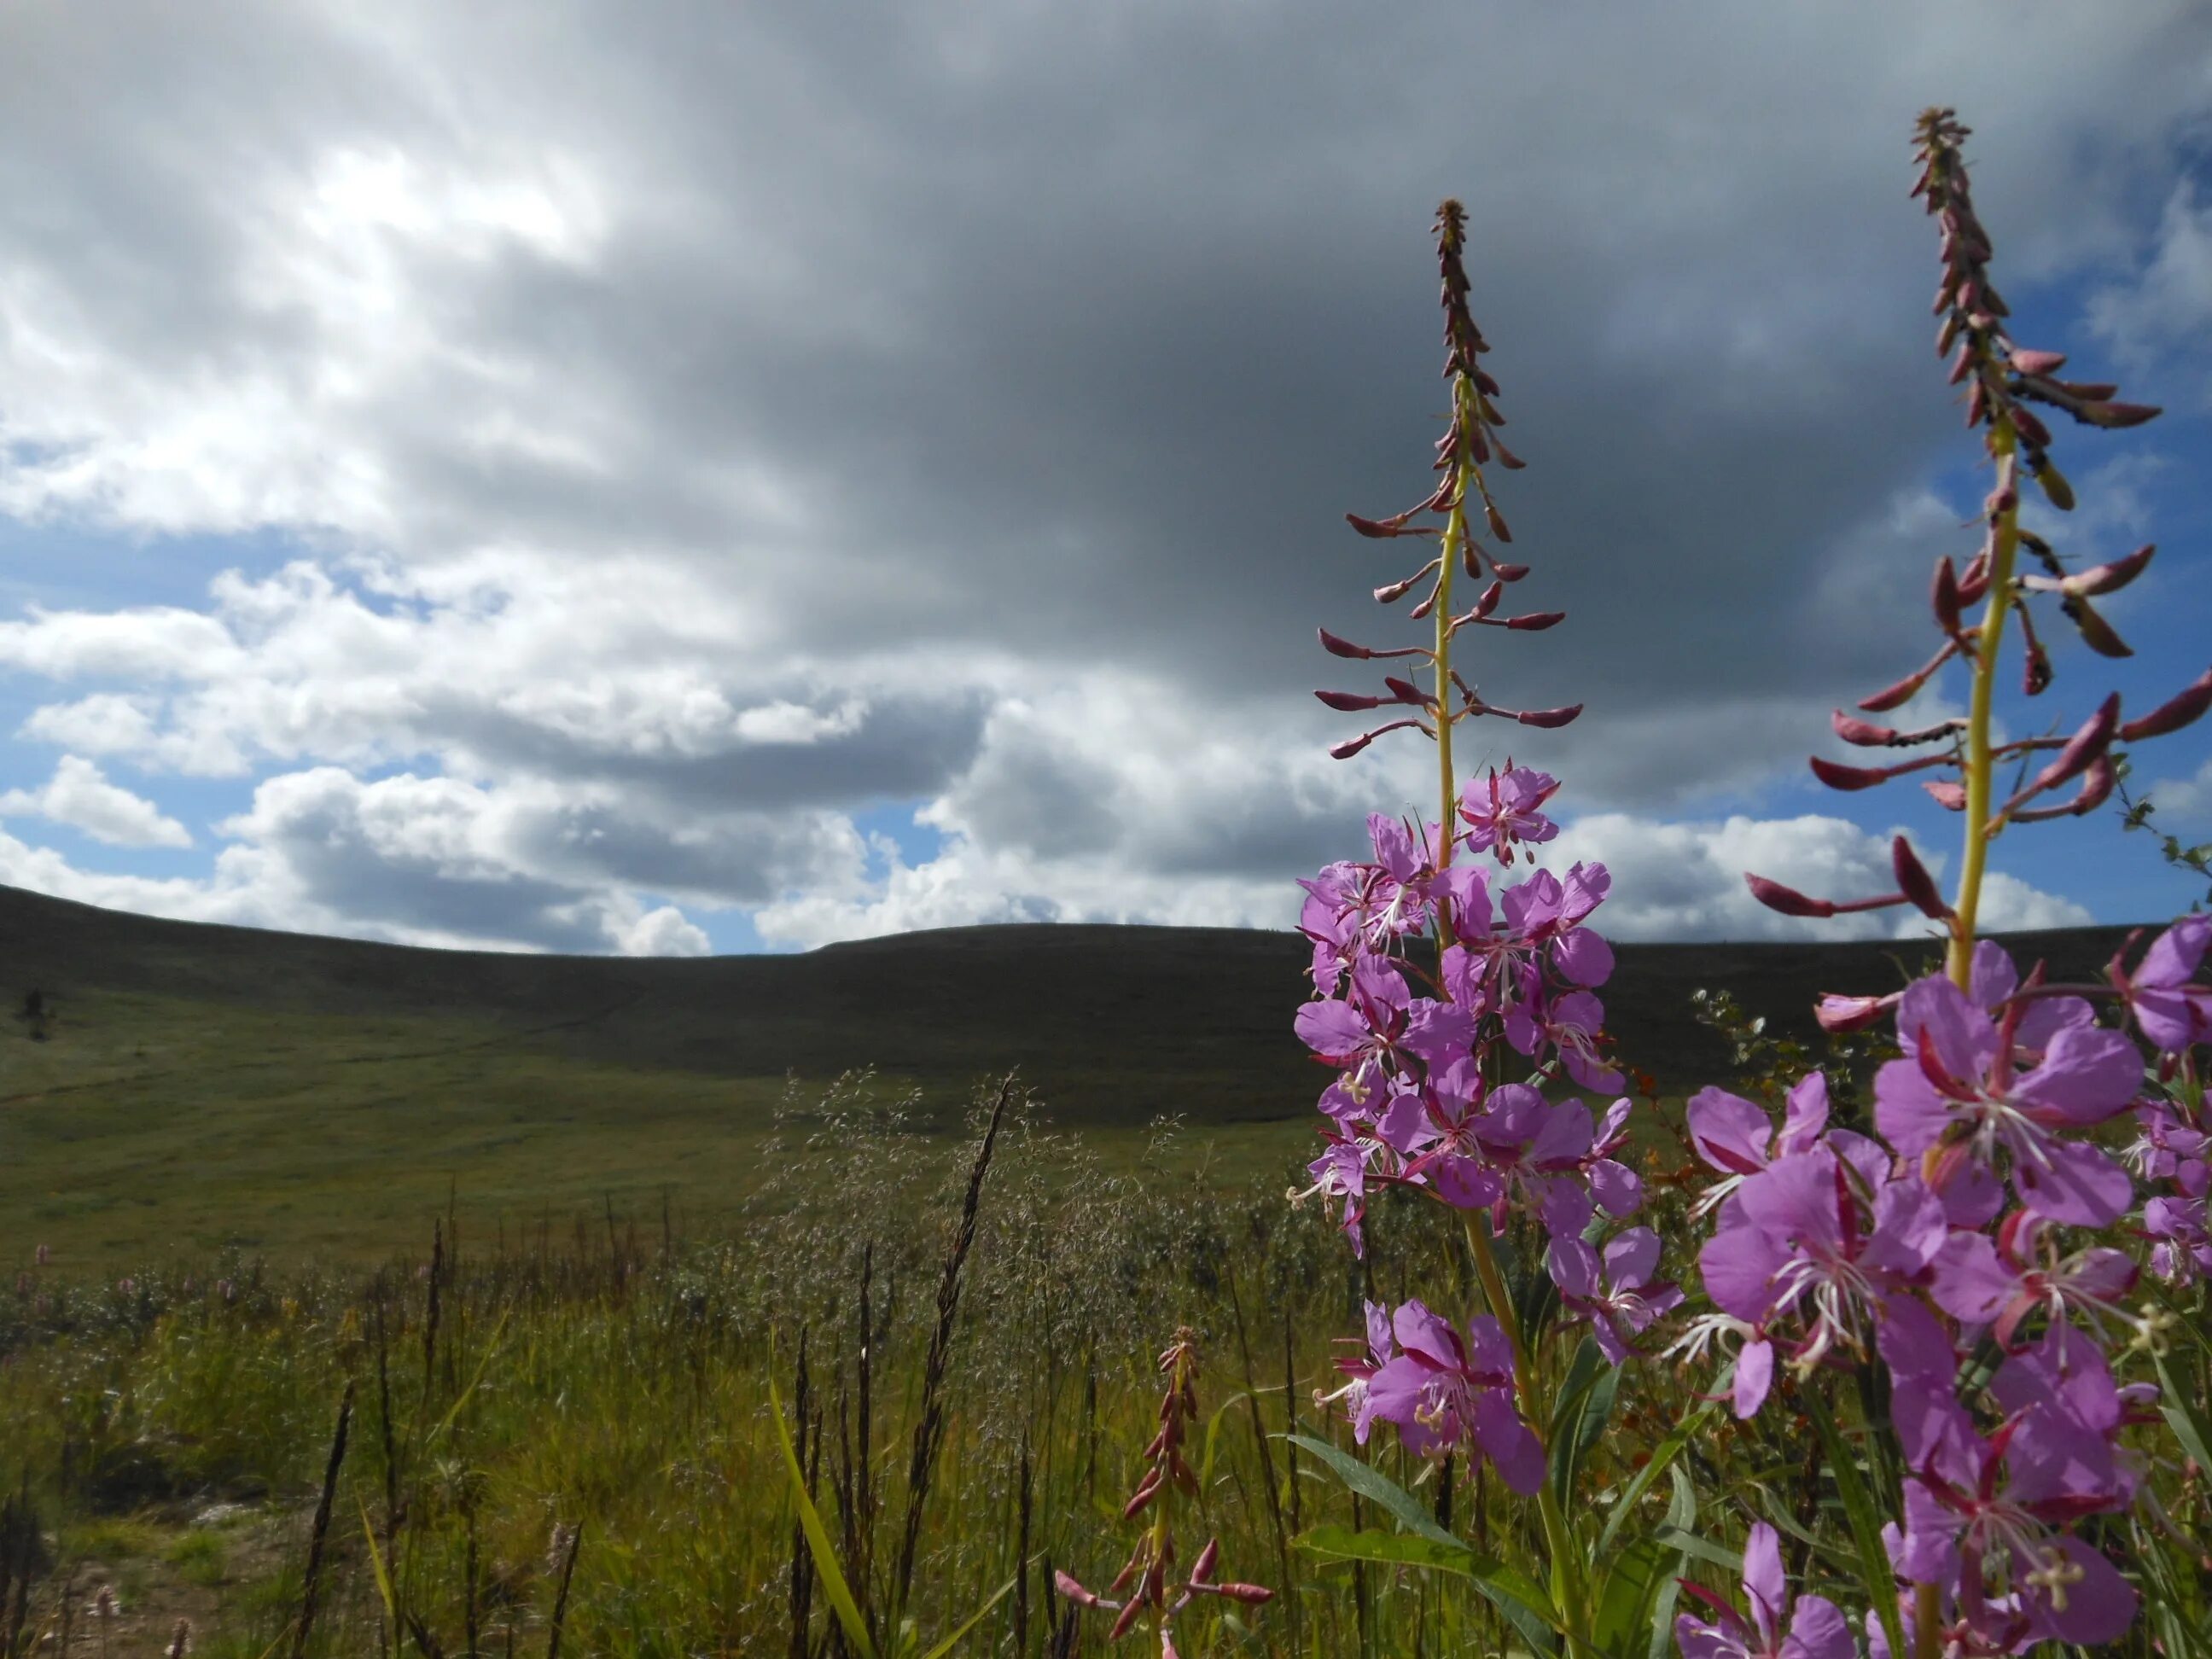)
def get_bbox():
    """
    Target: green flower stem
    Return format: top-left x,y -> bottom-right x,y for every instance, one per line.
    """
1464,1212 -> 1588,1657
1435,378 -> 1474,867
1946,417 -> 2020,993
